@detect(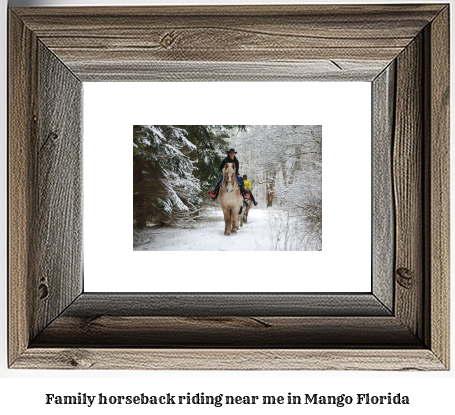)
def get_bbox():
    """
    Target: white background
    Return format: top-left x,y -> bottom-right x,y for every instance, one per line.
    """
1,0 -> 454,414
84,82 -> 371,292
